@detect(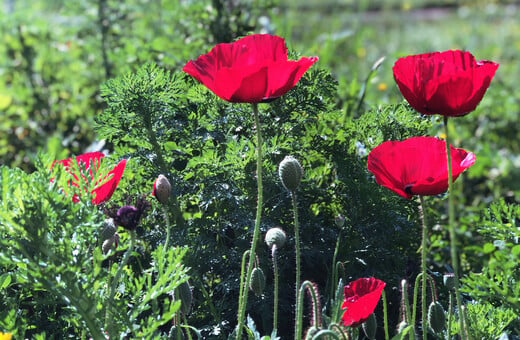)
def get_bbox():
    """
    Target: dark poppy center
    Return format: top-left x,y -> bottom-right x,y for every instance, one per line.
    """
404,184 -> 414,195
